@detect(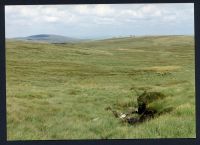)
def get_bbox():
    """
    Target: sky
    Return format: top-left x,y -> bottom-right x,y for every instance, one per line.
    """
5,4 -> 194,39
